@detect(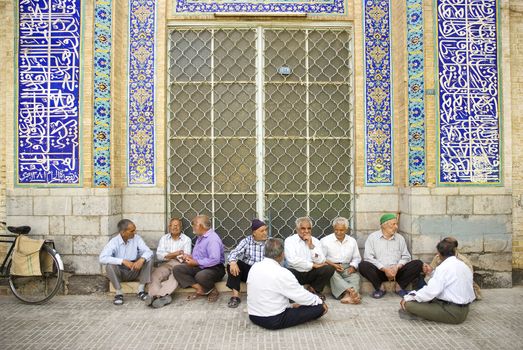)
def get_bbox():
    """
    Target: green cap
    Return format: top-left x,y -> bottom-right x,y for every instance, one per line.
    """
380,213 -> 396,225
